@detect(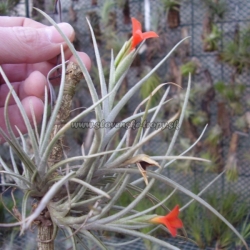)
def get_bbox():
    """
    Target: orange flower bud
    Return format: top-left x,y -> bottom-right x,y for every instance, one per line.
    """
149,205 -> 183,237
